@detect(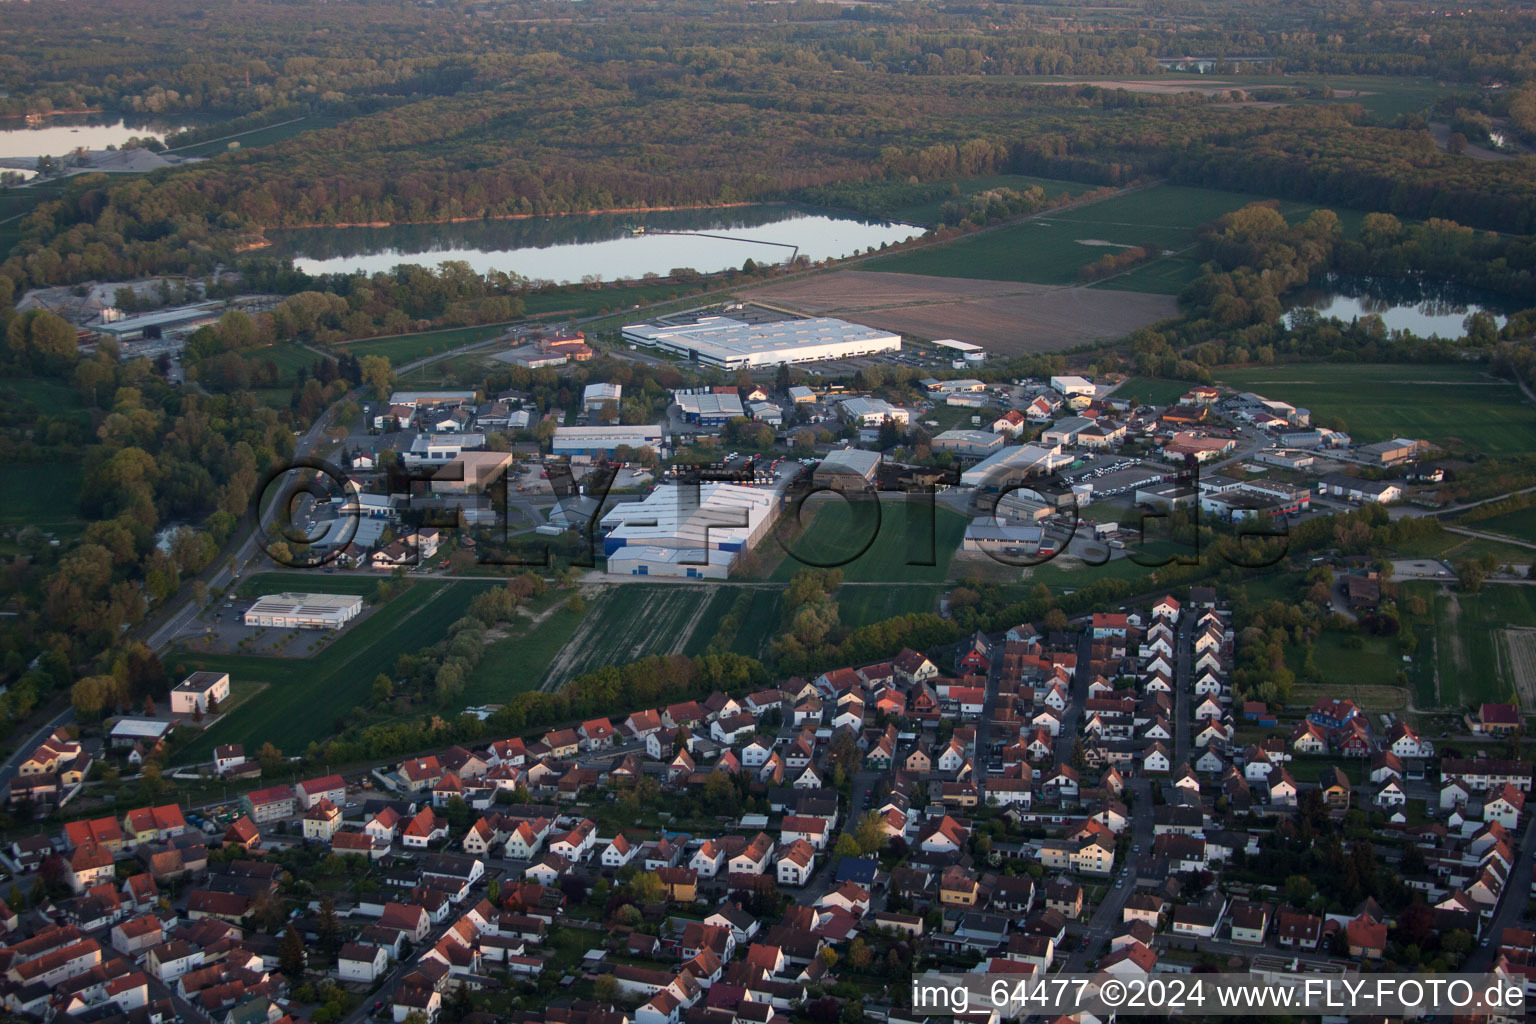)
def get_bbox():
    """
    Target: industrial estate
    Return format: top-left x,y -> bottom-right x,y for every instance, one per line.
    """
2,3 -> 1536,1024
